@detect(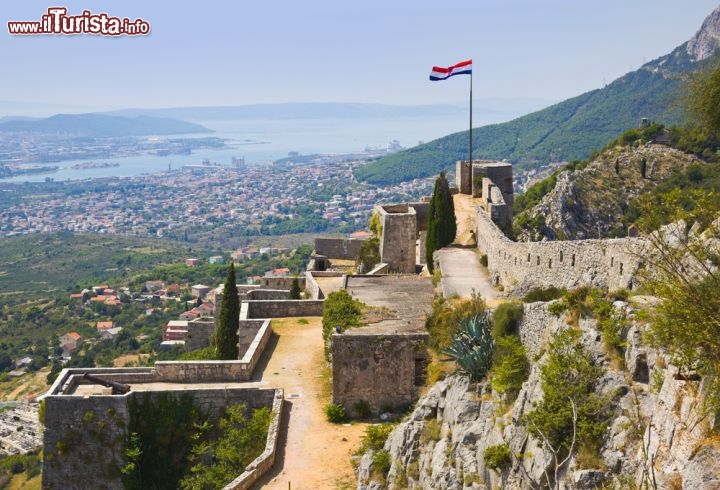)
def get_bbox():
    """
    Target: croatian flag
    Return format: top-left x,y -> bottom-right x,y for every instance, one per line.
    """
429,59 -> 472,81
